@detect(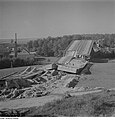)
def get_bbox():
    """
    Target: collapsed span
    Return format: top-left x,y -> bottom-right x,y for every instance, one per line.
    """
56,40 -> 98,73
